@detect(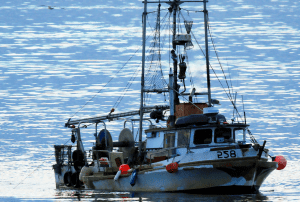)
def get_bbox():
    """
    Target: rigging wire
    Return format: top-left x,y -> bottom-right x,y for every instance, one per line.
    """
146,8 -> 169,14
114,36 -> 158,109
178,10 -> 182,36
146,7 -> 161,105
207,17 -> 243,120
180,8 -> 204,13
207,16 -> 233,101
114,10 -> 171,109
145,15 -> 167,94
70,8 -> 170,118
113,64 -> 142,109
144,7 -> 170,105
227,61 -> 234,100
69,46 -> 142,119
184,49 -> 198,102
13,139 -> 71,189
180,10 -> 243,120
179,12 -> 206,56
144,12 -> 169,81
178,11 -> 197,100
